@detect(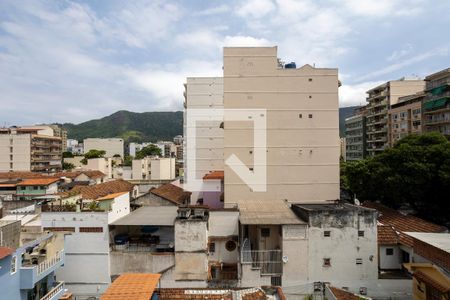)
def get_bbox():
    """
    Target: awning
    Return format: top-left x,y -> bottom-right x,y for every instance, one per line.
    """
424,97 -> 449,111
111,206 -> 177,226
